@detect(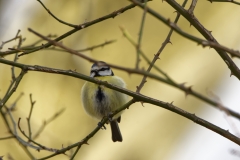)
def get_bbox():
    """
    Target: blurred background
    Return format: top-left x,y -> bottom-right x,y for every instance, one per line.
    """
0,0 -> 240,159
